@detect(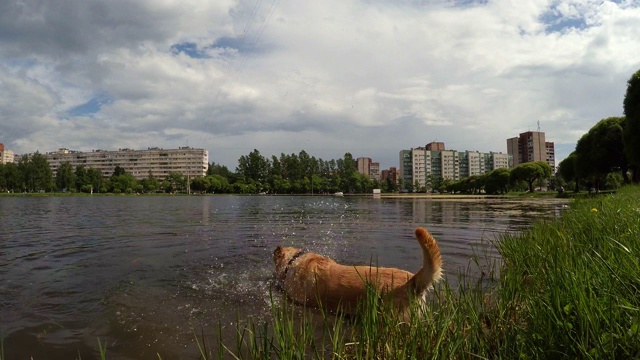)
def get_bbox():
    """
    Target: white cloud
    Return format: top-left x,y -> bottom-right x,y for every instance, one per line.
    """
1,0 -> 639,170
